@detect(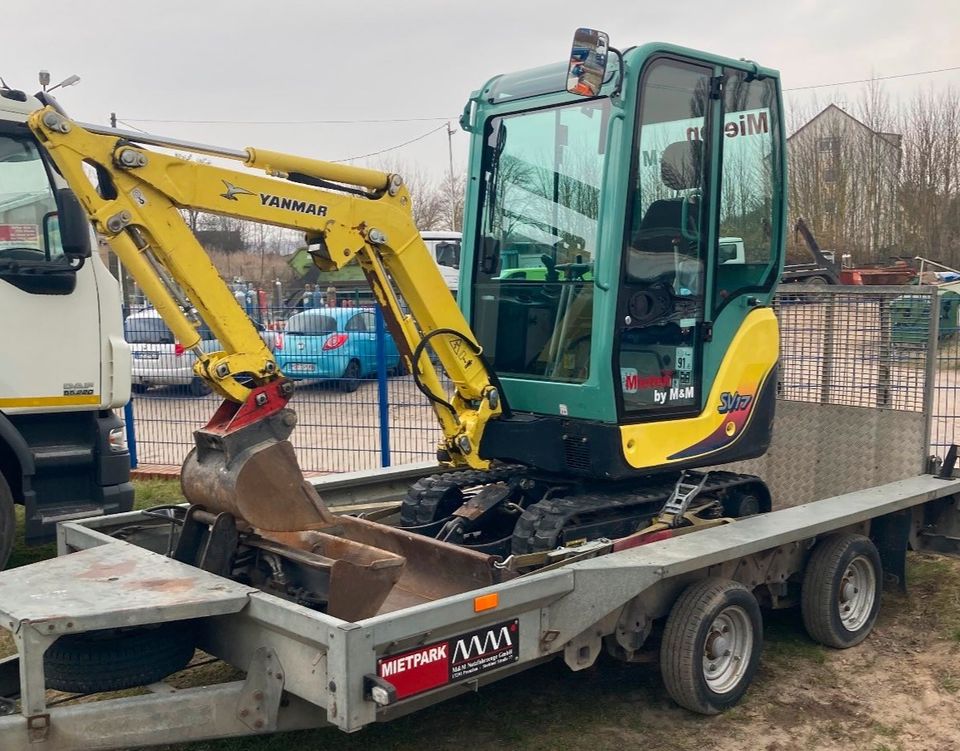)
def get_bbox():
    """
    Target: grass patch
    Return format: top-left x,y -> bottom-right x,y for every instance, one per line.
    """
762,610 -> 828,667
905,554 -> 960,641
133,478 -> 184,508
